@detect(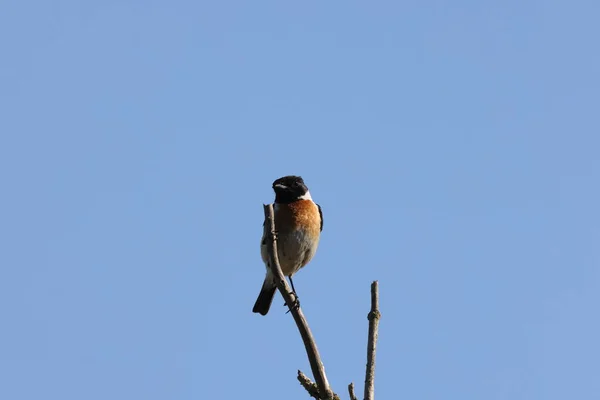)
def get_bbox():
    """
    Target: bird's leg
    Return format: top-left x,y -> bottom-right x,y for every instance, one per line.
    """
289,276 -> 298,295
